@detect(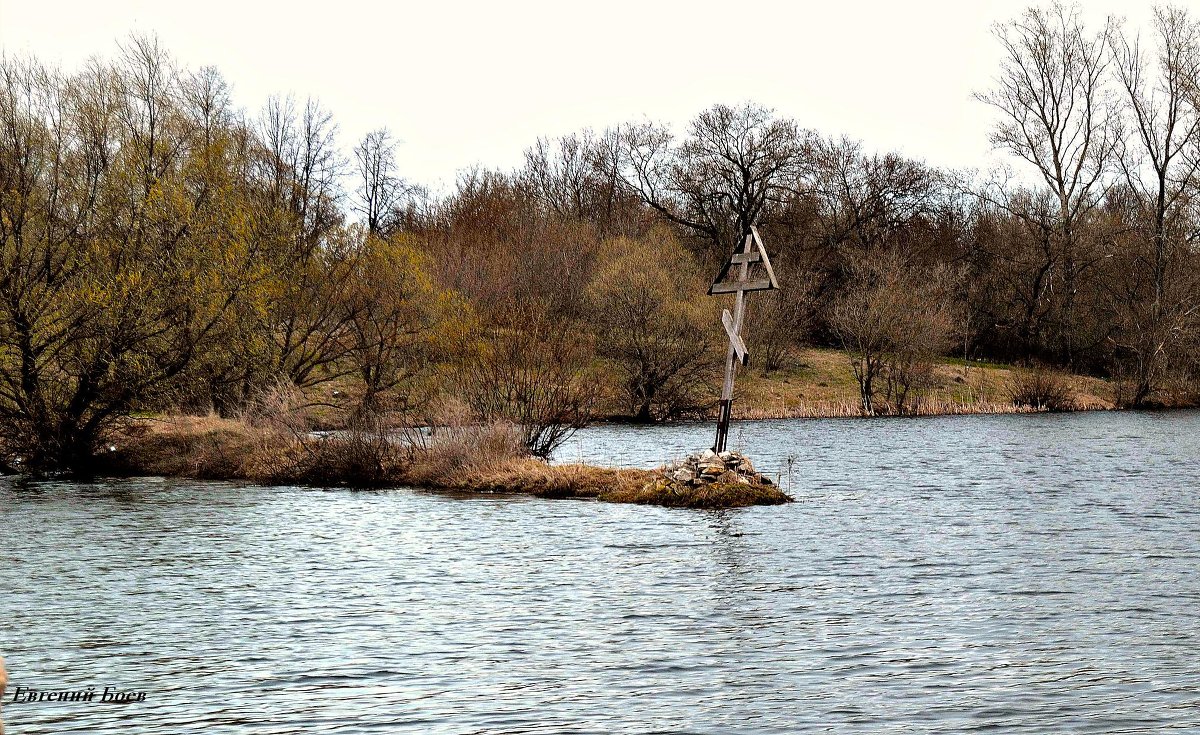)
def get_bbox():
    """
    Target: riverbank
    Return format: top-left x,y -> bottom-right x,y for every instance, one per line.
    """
101,416 -> 791,510
29,350 -> 1194,509
304,349 -> 1181,430
723,348 -> 1200,418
